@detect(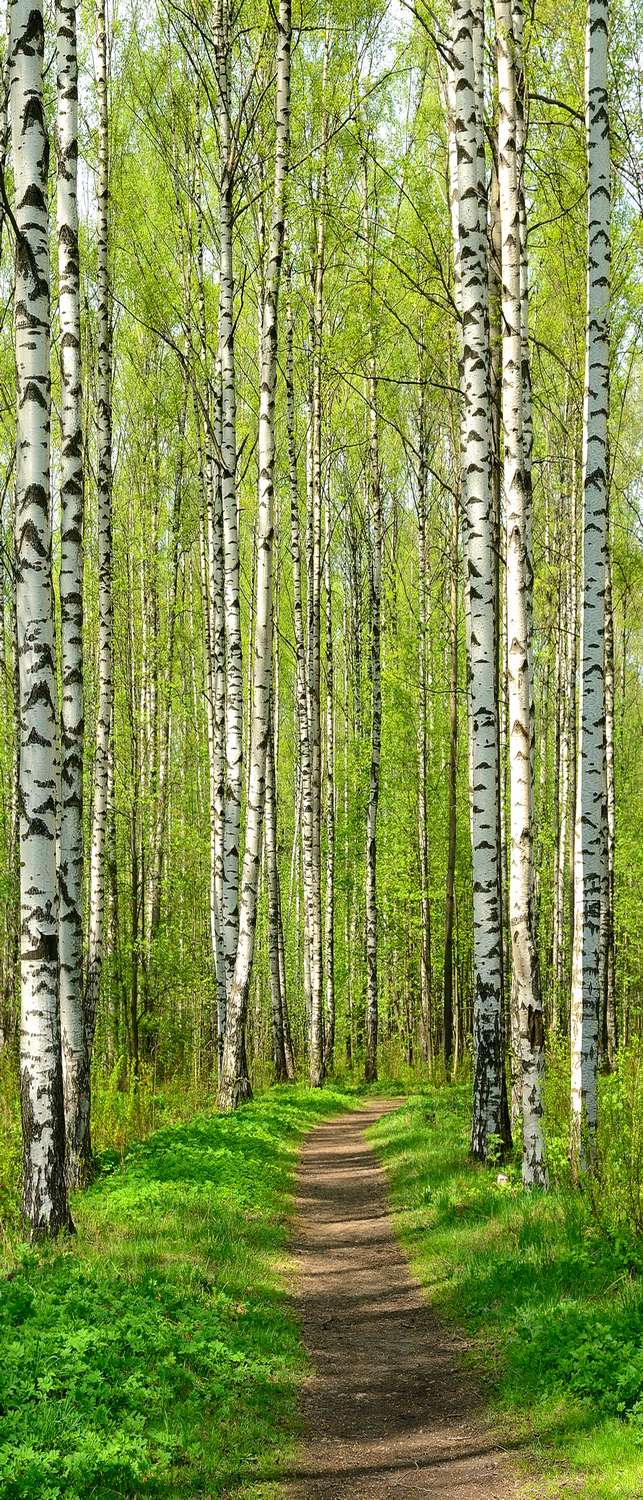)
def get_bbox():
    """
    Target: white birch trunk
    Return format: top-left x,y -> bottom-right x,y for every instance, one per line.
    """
417,394 -> 433,1067
11,0 -> 70,1235
148,425 -> 183,950
323,468 -> 335,1071
207,424 -> 227,1062
195,152 -> 227,1061
214,0 -> 243,1002
85,0 -> 112,1058
570,0 -> 611,1172
451,0 -> 510,1159
0,6 -> 11,266
55,0 -> 88,1187
306,78 -> 329,1087
285,274 -> 319,1078
603,550 -> 617,1063
265,698 -> 286,1082
495,0 -> 546,1187
218,0 -> 291,1109
552,564 -> 569,1029
364,353 -> 382,1085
